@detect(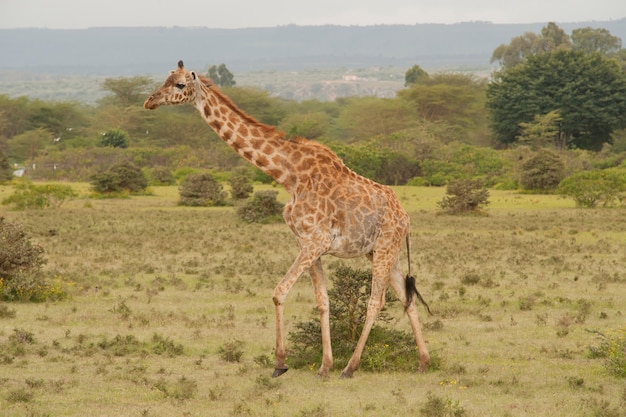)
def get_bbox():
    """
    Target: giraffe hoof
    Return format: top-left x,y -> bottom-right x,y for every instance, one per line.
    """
272,367 -> 288,378
339,371 -> 353,379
